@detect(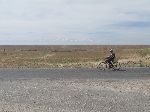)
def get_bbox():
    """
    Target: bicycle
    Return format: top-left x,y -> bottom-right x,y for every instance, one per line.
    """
97,58 -> 121,71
